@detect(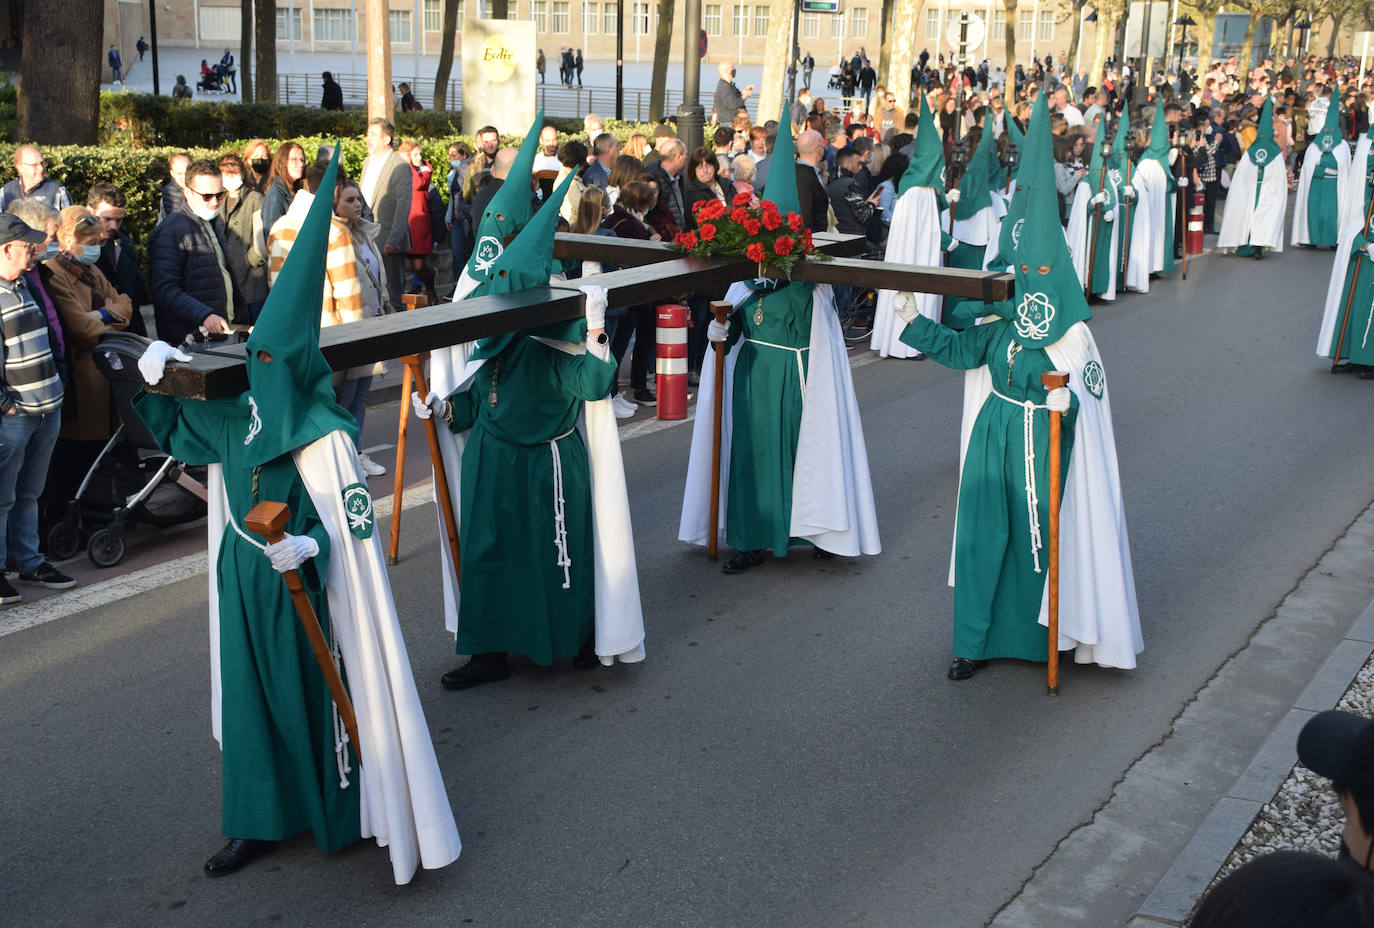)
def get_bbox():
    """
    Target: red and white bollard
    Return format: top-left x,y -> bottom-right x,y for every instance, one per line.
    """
1186,190 -> 1205,255
655,303 -> 688,420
